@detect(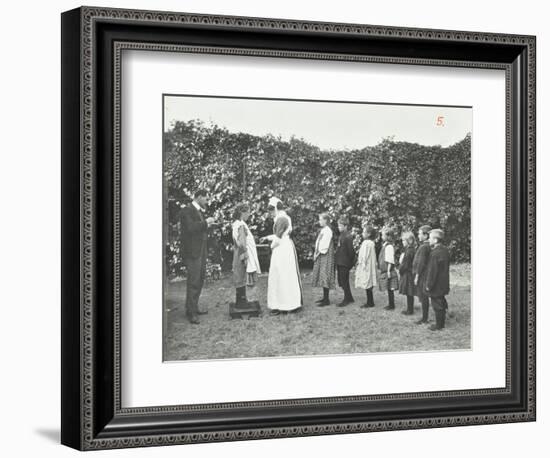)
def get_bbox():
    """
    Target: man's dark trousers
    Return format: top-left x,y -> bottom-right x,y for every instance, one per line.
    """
180,203 -> 208,321
185,243 -> 207,319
